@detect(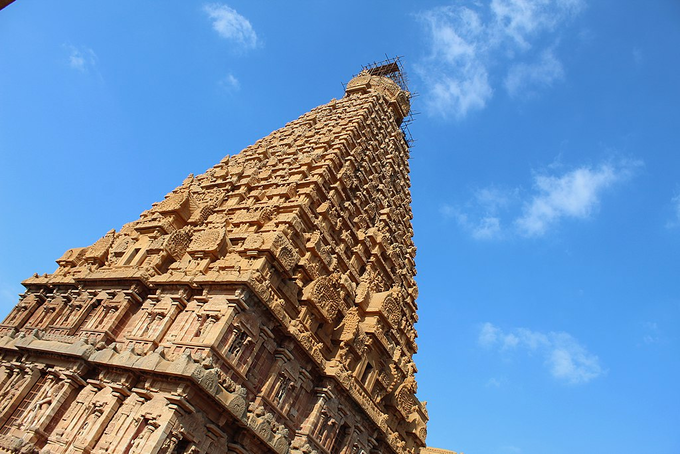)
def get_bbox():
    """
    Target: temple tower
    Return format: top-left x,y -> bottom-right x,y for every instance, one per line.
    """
0,60 -> 428,454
